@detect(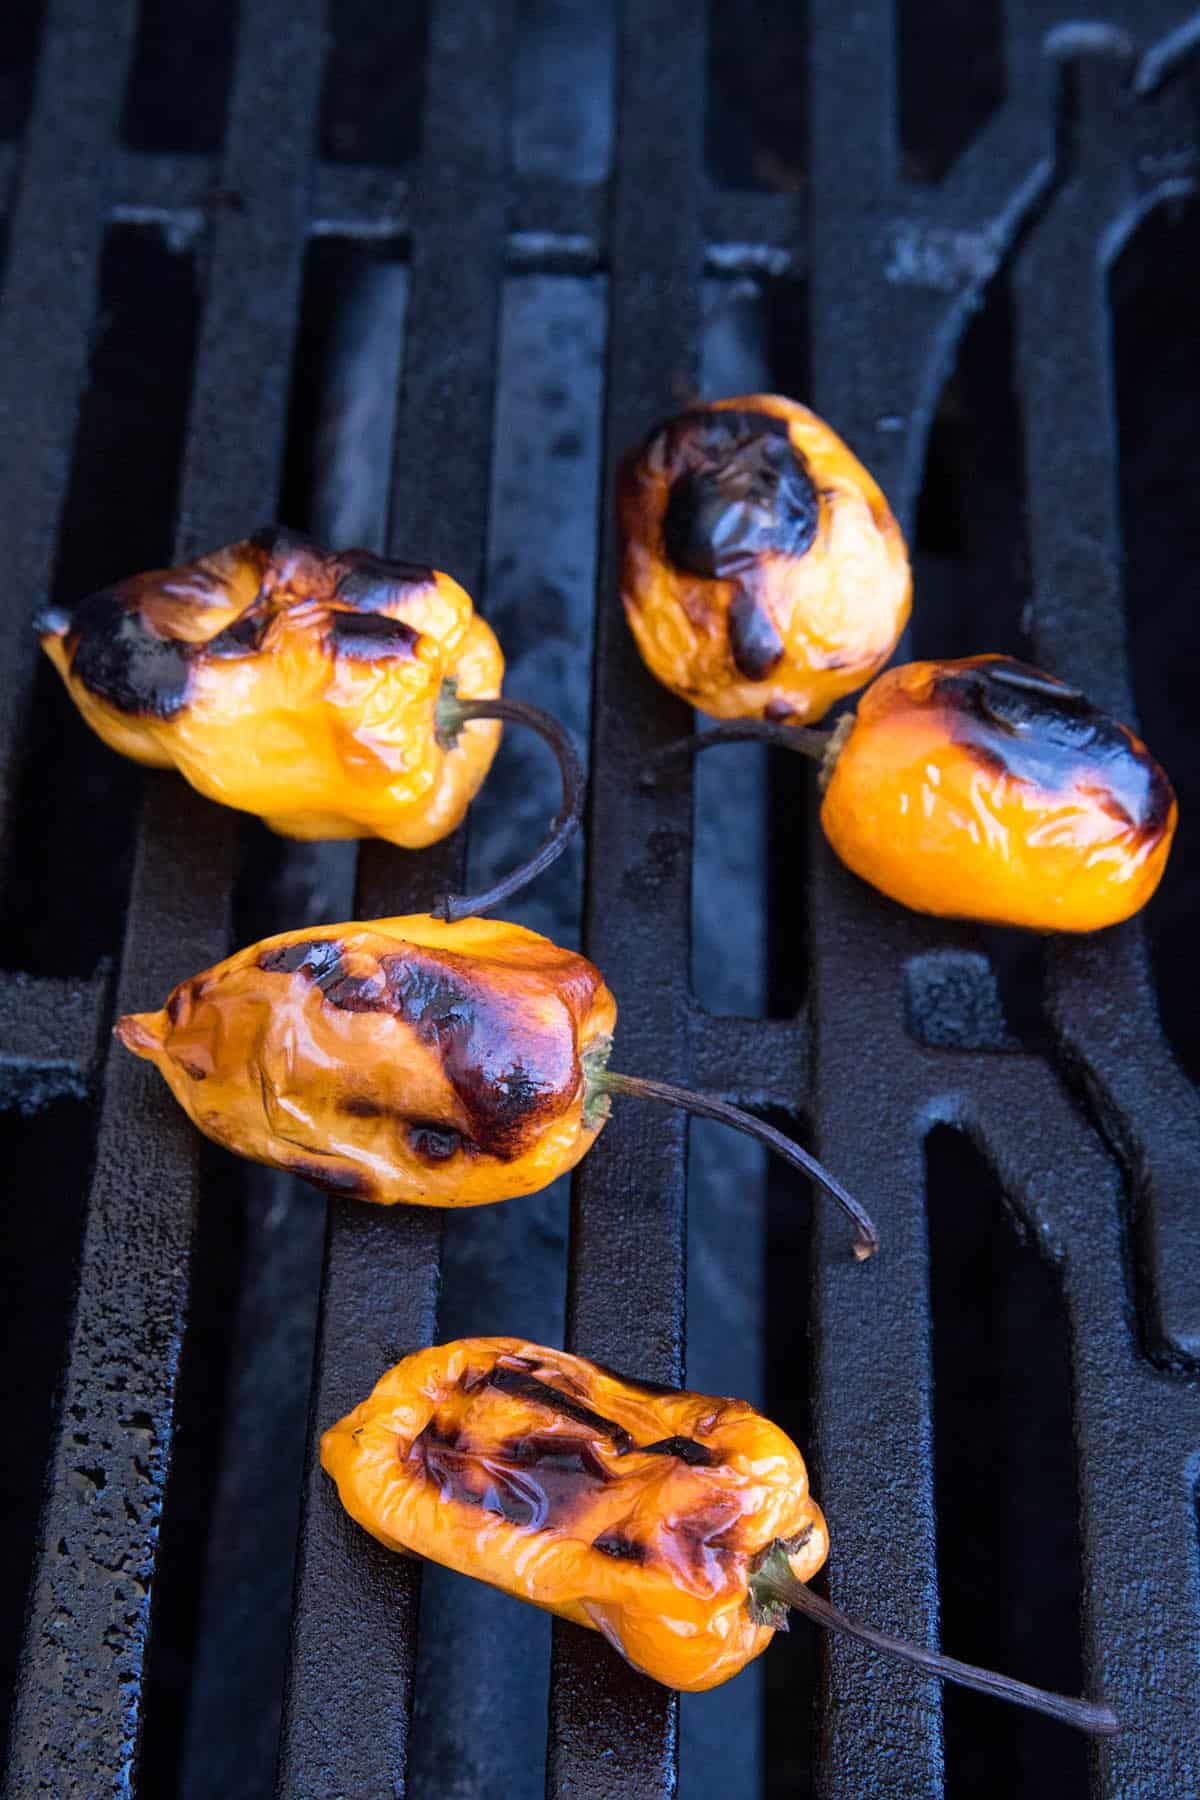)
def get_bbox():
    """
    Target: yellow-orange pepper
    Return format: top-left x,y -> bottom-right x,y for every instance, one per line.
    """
820,656 -> 1177,932
322,1337 -> 1119,1732
619,394 -> 910,723
37,527 -> 504,848
117,913 -> 879,1252
118,914 -> 616,1208
321,1336 -> 828,1692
